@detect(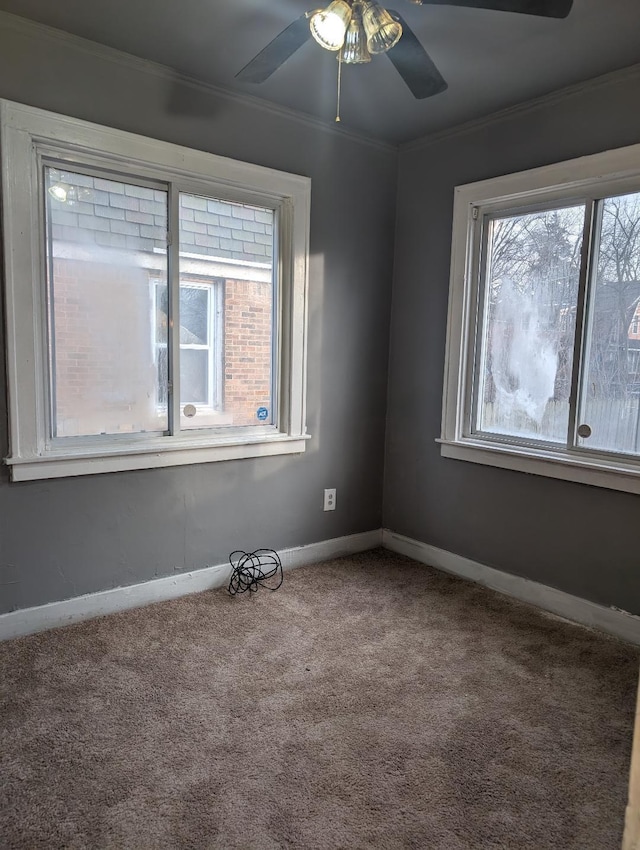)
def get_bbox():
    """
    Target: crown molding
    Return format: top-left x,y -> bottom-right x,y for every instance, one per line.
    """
401,61 -> 640,154
7,11 -> 639,170
0,10 -> 396,156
